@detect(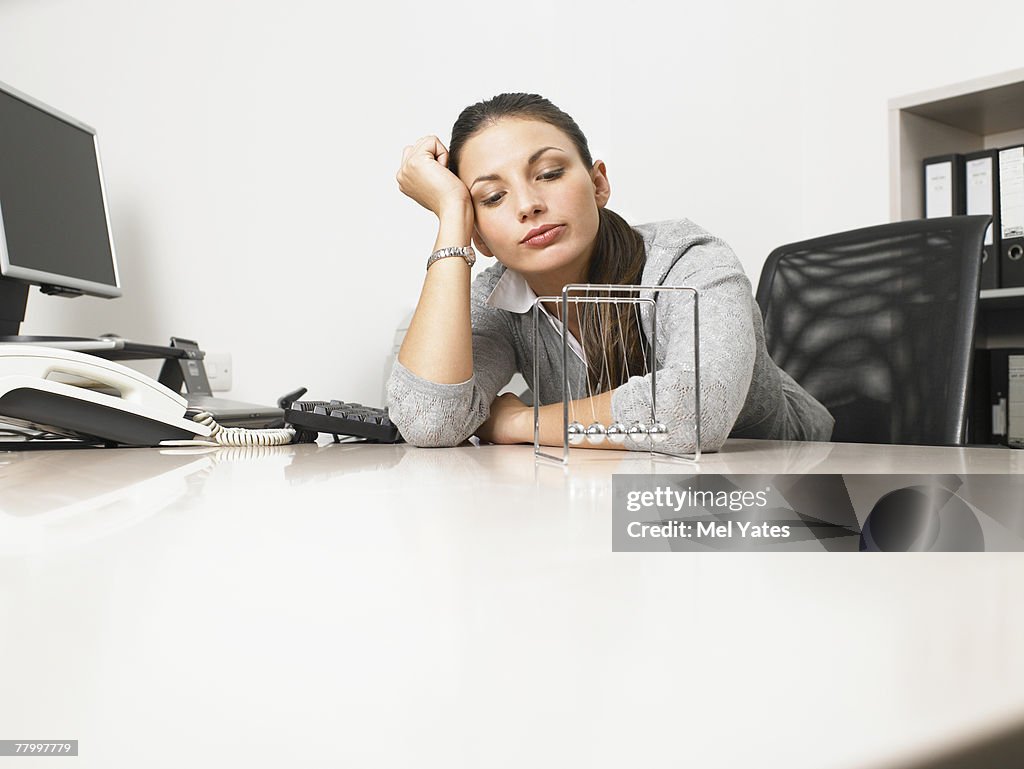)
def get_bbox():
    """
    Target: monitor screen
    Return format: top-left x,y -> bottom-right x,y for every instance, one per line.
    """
0,82 -> 121,298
